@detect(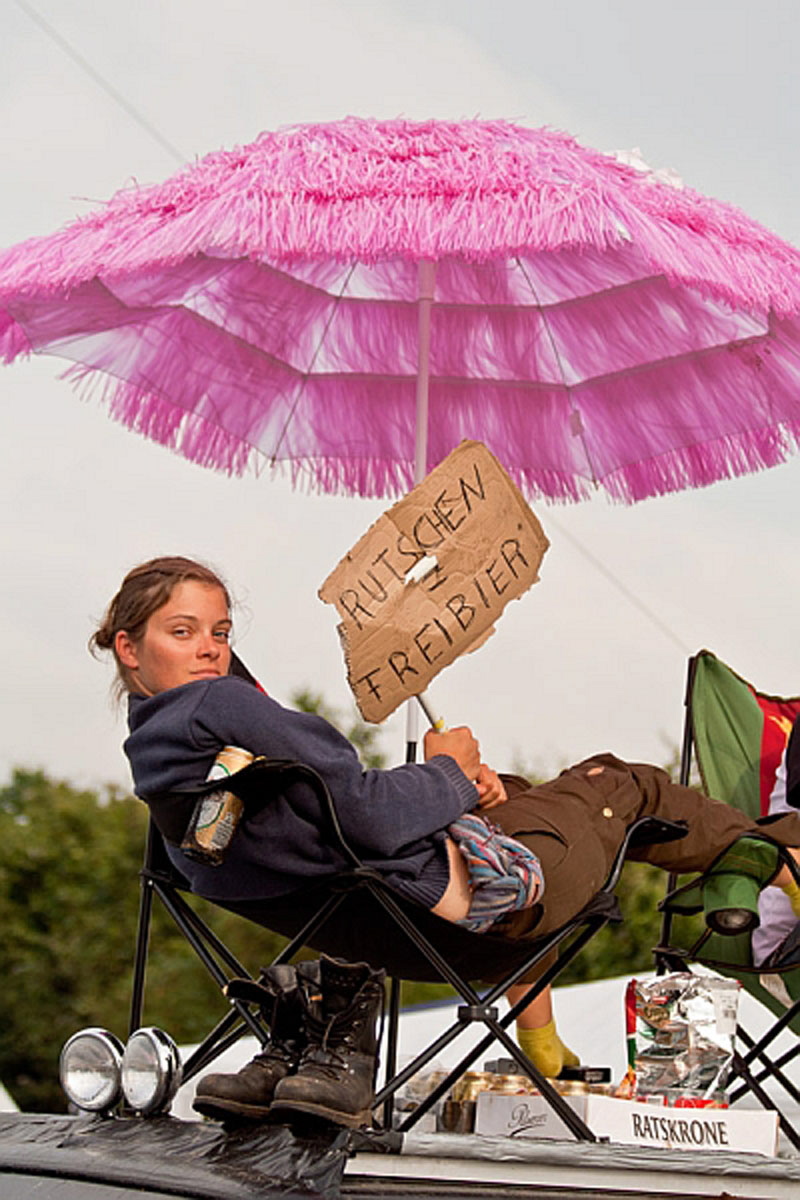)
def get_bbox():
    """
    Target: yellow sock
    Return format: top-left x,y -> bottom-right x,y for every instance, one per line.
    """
516,1019 -> 581,1079
781,876 -> 800,919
